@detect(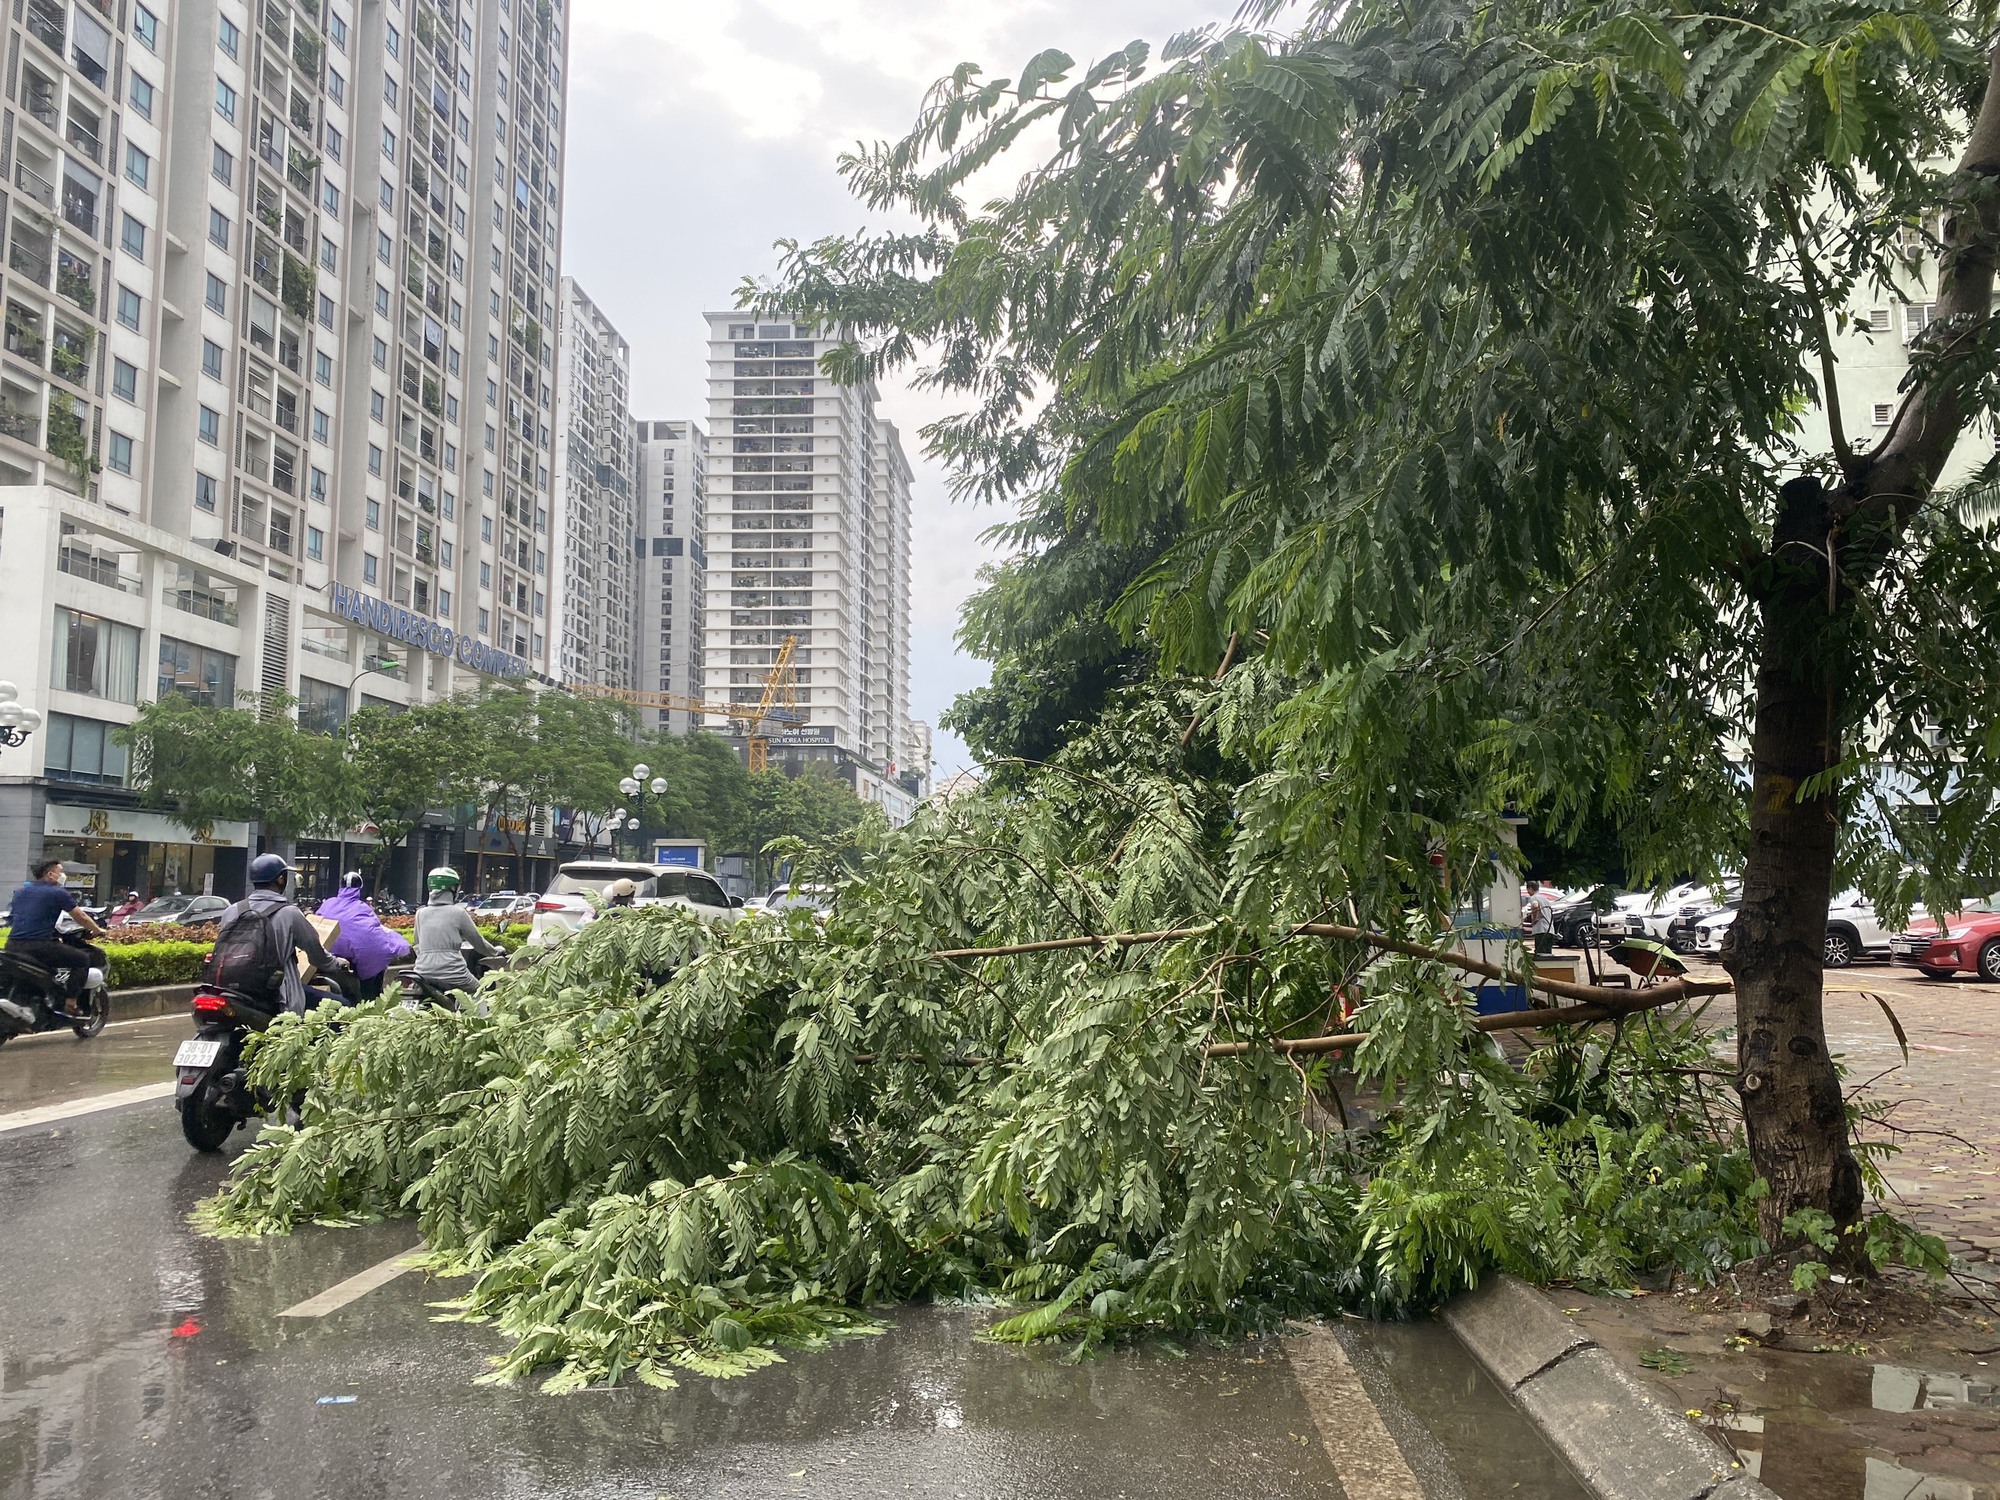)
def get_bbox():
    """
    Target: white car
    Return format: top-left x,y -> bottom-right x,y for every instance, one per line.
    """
527,861 -> 743,947
1596,882 -> 1733,943
1691,889 -> 1894,969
